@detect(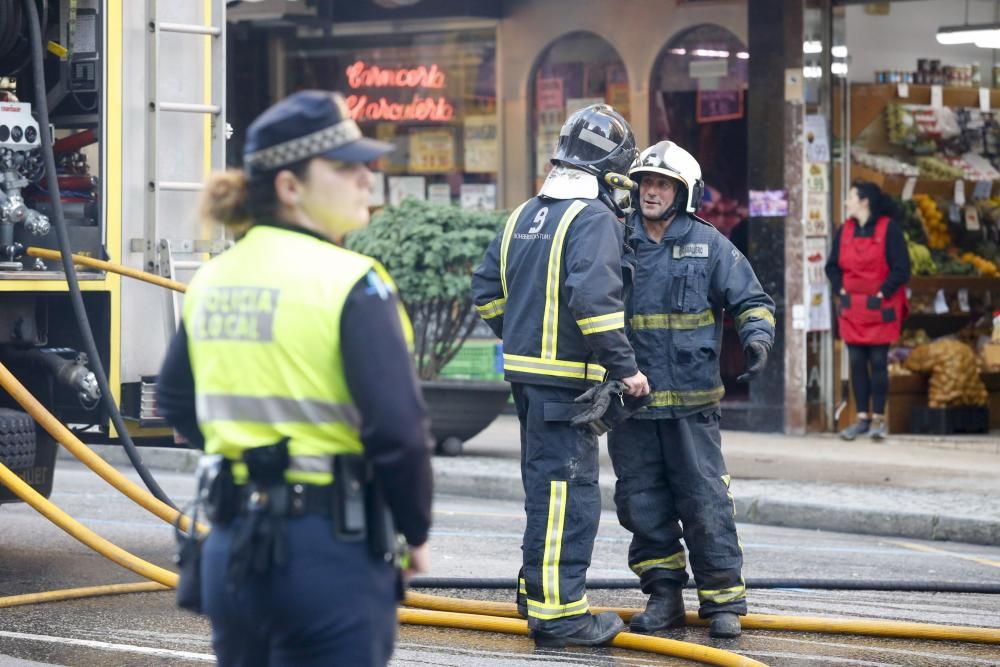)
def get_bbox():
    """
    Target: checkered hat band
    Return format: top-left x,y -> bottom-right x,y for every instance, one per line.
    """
245,120 -> 363,170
